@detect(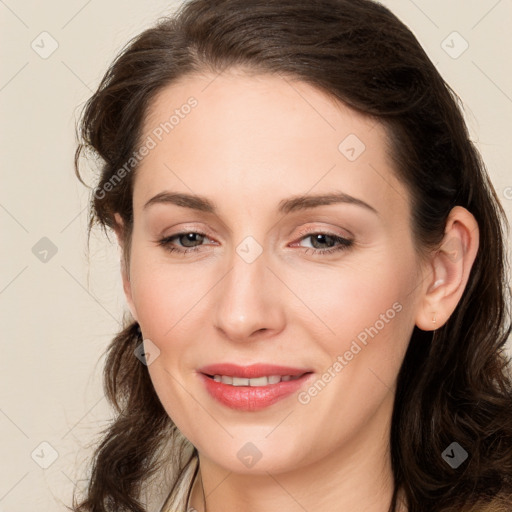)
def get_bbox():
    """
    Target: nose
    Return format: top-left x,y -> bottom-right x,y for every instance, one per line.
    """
213,245 -> 286,343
